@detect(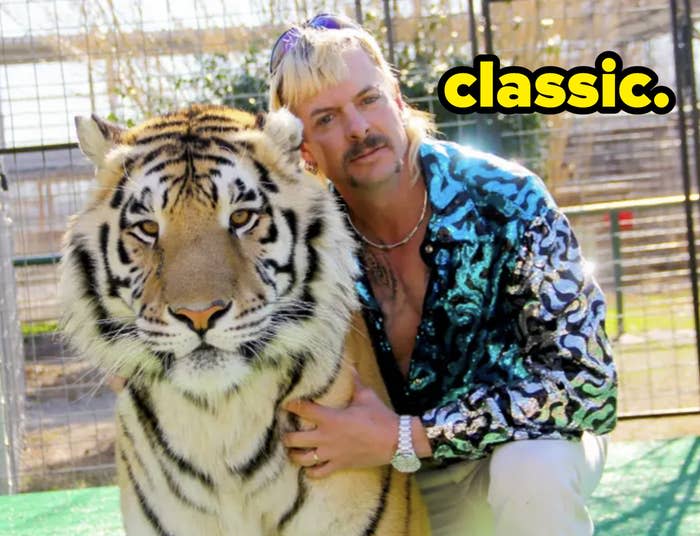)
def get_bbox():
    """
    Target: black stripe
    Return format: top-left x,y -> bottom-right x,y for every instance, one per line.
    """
232,354 -> 307,480
146,160 -> 172,176
191,153 -> 235,166
71,238 -> 135,339
233,422 -> 279,480
277,469 -> 307,531
254,159 -> 279,193
180,390 -> 215,414
280,353 -> 307,402
280,208 -> 298,291
210,136 -> 240,153
362,466 -> 392,536
210,182 -> 219,206
237,328 -> 276,362
117,237 -> 131,265
99,223 -> 130,297
305,216 -> 324,242
304,353 -> 343,401
128,386 -> 215,491
154,351 -> 175,376
236,141 -> 254,153
136,132 -> 184,145
139,329 -> 174,338
195,114 -> 241,124
121,451 -> 173,536
260,221 -> 278,244
110,175 -> 128,208
298,217 -> 322,310
140,144 -> 173,168
162,187 -> 170,210
196,125 -> 241,134
155,453 -> 213,514
144,120 -> 188,130
232,178 -> 246,203
404,473 -> 412,536
128,200 -> 150,216
118,413 -> 154,488
254,262 -> 276,290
